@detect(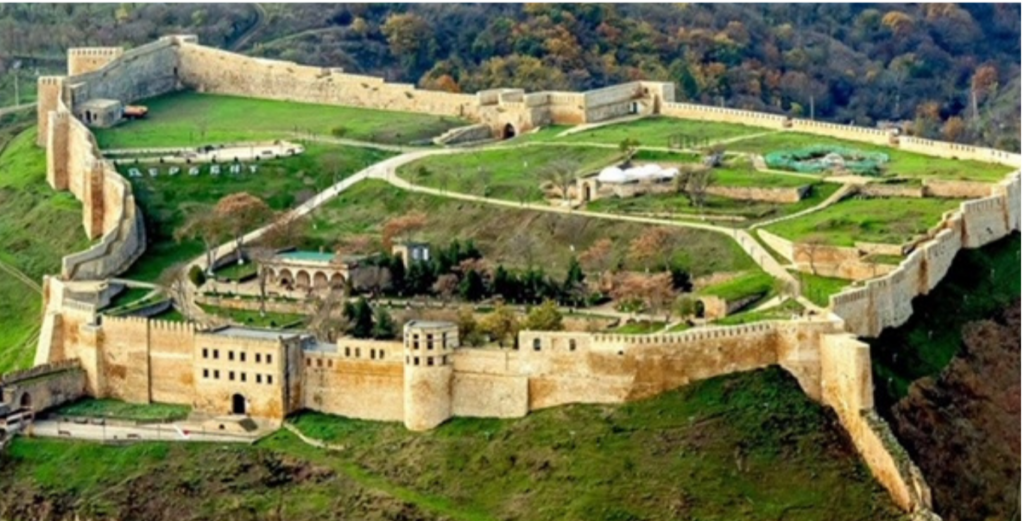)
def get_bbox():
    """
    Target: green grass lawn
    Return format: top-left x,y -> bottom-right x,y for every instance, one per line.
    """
119,143 -> 394,282
613,320 -> 666,334
54,398 -> 190,422
764,196 -> 959,247
101,287 -> 153,311
92,91 -> 469,148
699,270 -> 776,303
709,158 -> 814,188
551,116 -> 766,148
284,367 -> 902,521
869,233 -> 1021,408
587,180 -> 840,224
398,144 -> 623,202
794,271 -> 852,307
199,303 -> 307,329
307,180 -> 756,278
713,299 -> 805,326
0,125 -> 92,373
214,261 -> 258,282
729,131 -> 1013,182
